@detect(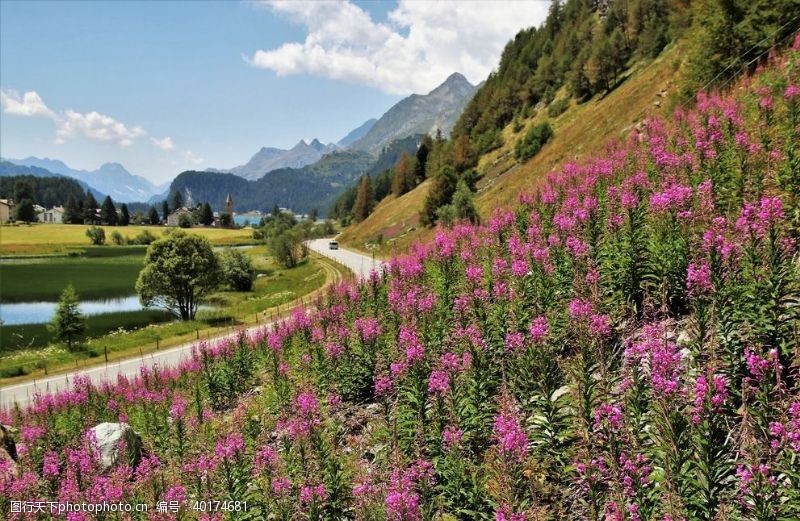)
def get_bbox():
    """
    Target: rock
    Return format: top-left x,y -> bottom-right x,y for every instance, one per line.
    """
88,422 -> 142,473
0,425 -> 17,463
365,403 -> 382,417
654,100 -> 662,107
0,425 -> 18,475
